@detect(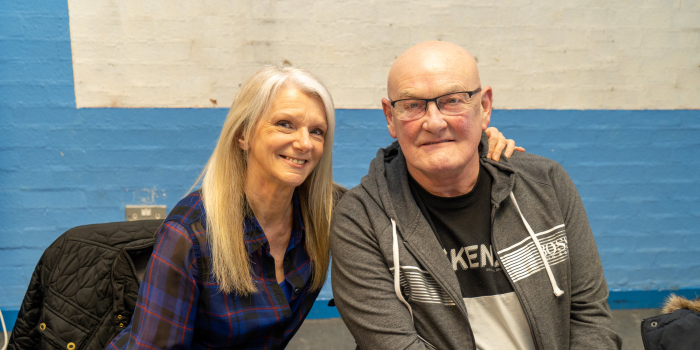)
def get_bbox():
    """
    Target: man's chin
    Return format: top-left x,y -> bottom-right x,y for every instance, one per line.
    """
413,161 -> 464,176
